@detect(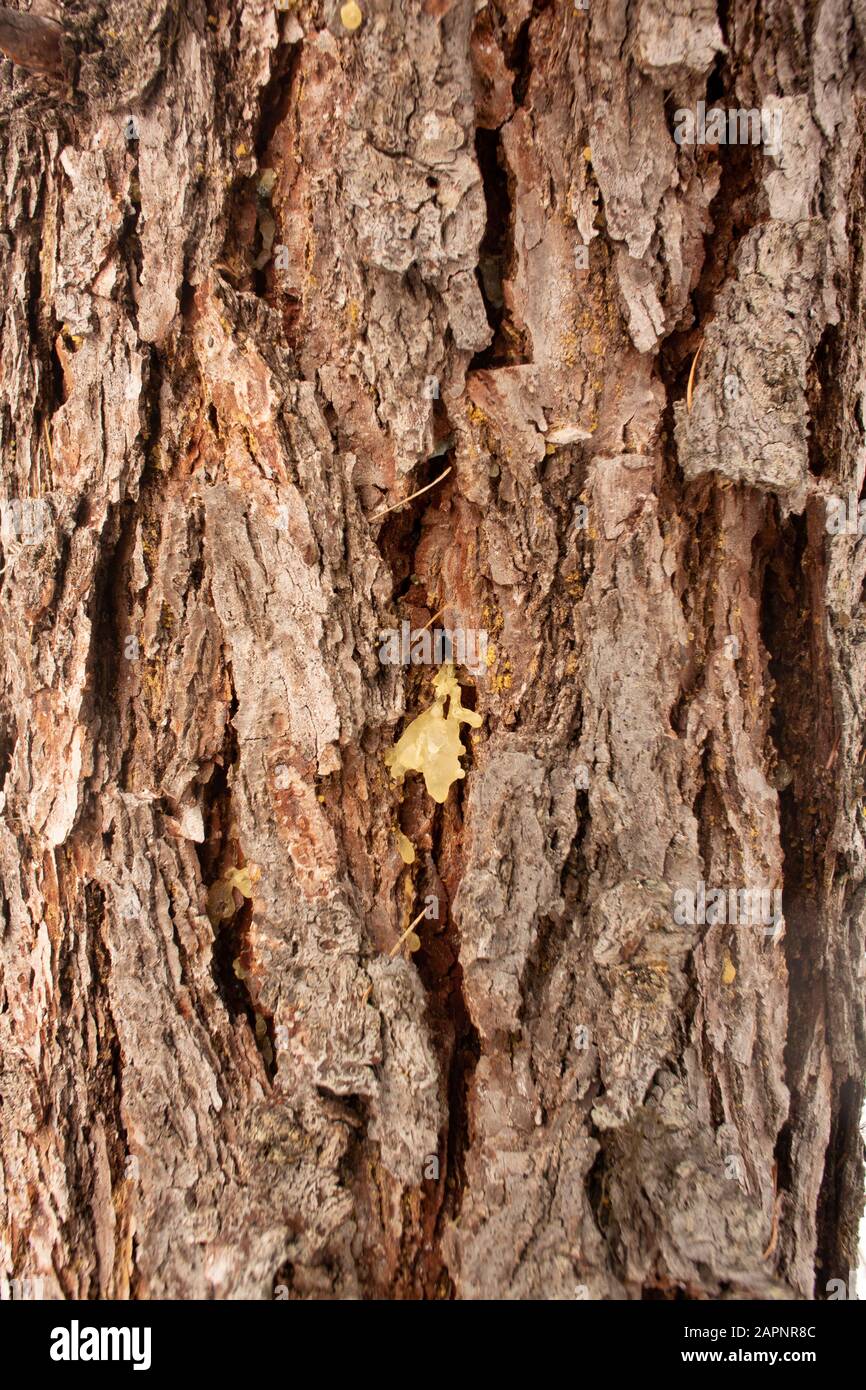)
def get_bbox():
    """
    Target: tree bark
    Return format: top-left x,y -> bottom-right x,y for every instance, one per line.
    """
1,0 -> 864,1301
